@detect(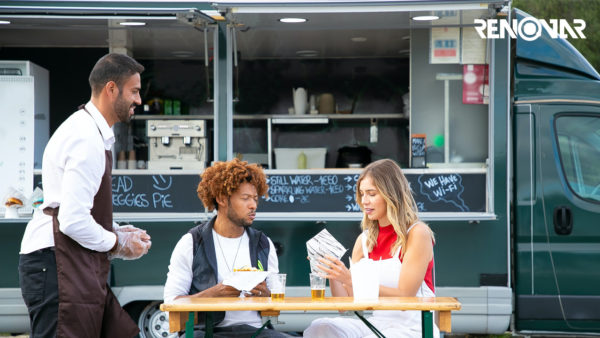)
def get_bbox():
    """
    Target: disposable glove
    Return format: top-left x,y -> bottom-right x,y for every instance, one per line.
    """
109,229 -> 151,260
